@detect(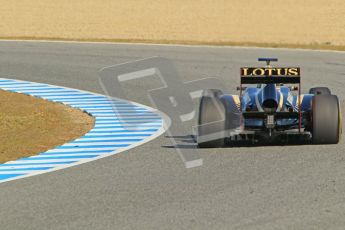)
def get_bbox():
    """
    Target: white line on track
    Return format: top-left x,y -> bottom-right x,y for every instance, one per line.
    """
28,153 -> 106,158
42,147 -> 122,153
63,141 -> 138,146
74,137 -> 144,141
5,159 -> 88,164
0,164 -> 69,169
